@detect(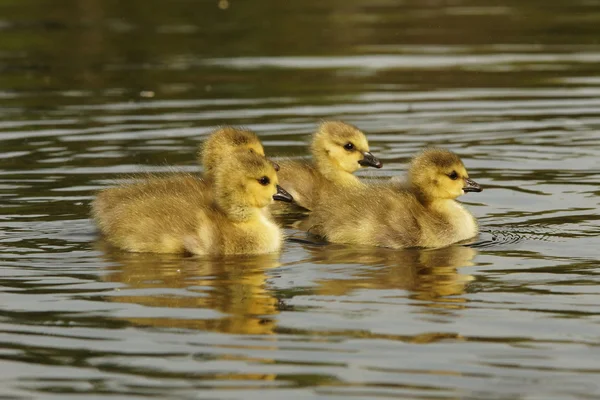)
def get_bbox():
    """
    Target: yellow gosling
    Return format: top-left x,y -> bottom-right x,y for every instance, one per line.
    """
276,121 -> 382,210
92,152 -> 292,256
94,126 -> 276,216
308,148 -> 482,249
